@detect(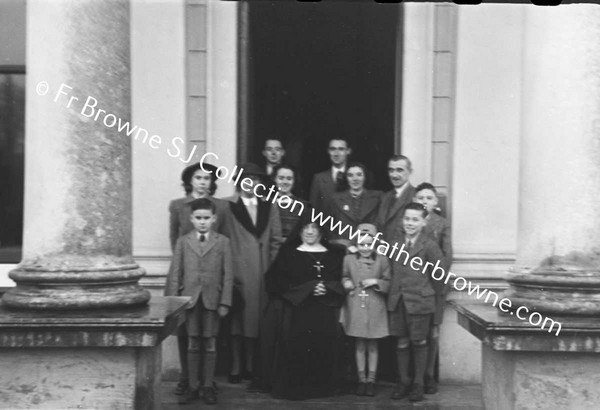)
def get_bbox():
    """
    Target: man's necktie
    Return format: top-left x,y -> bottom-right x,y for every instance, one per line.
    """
200,234 -> 206,242
335,170 -> 345,191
